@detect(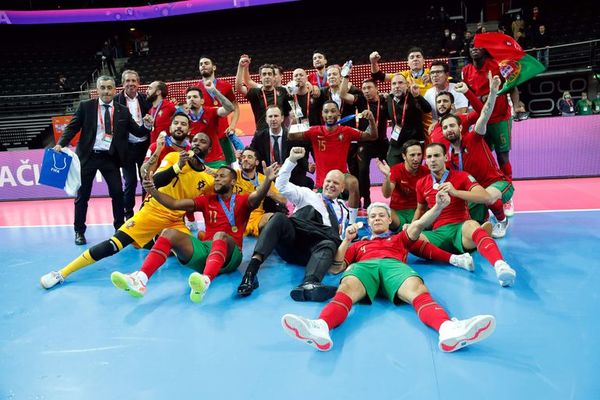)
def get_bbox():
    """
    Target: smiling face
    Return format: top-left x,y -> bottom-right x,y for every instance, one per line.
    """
441,115 -> 462,143
122,72 -> 139,98
322,170 -> 344,200
322,102 -> 340,125
169,114 -> 190,141
146,81 -> 161,103
240,148 -> 259,173
436,93 -> 453,116
367,206 -> 392,234
313,53 -> 327,70
260,66 -> 275,89
326,66 -> 341,87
